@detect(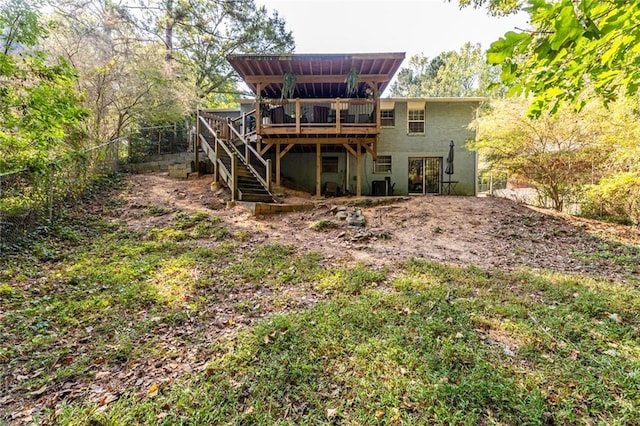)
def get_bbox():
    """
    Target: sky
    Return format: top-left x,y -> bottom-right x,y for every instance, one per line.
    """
255,0 -> 529,60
